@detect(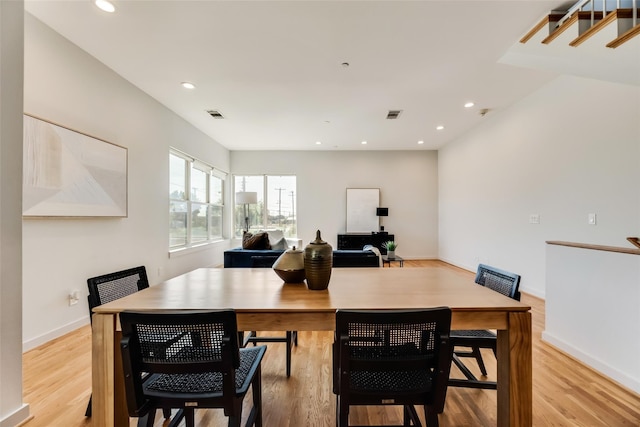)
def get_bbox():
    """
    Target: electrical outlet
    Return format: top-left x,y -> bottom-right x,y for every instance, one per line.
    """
68,290 -> 80,306
588,213 -> 597,225
529,214 -> 540,224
